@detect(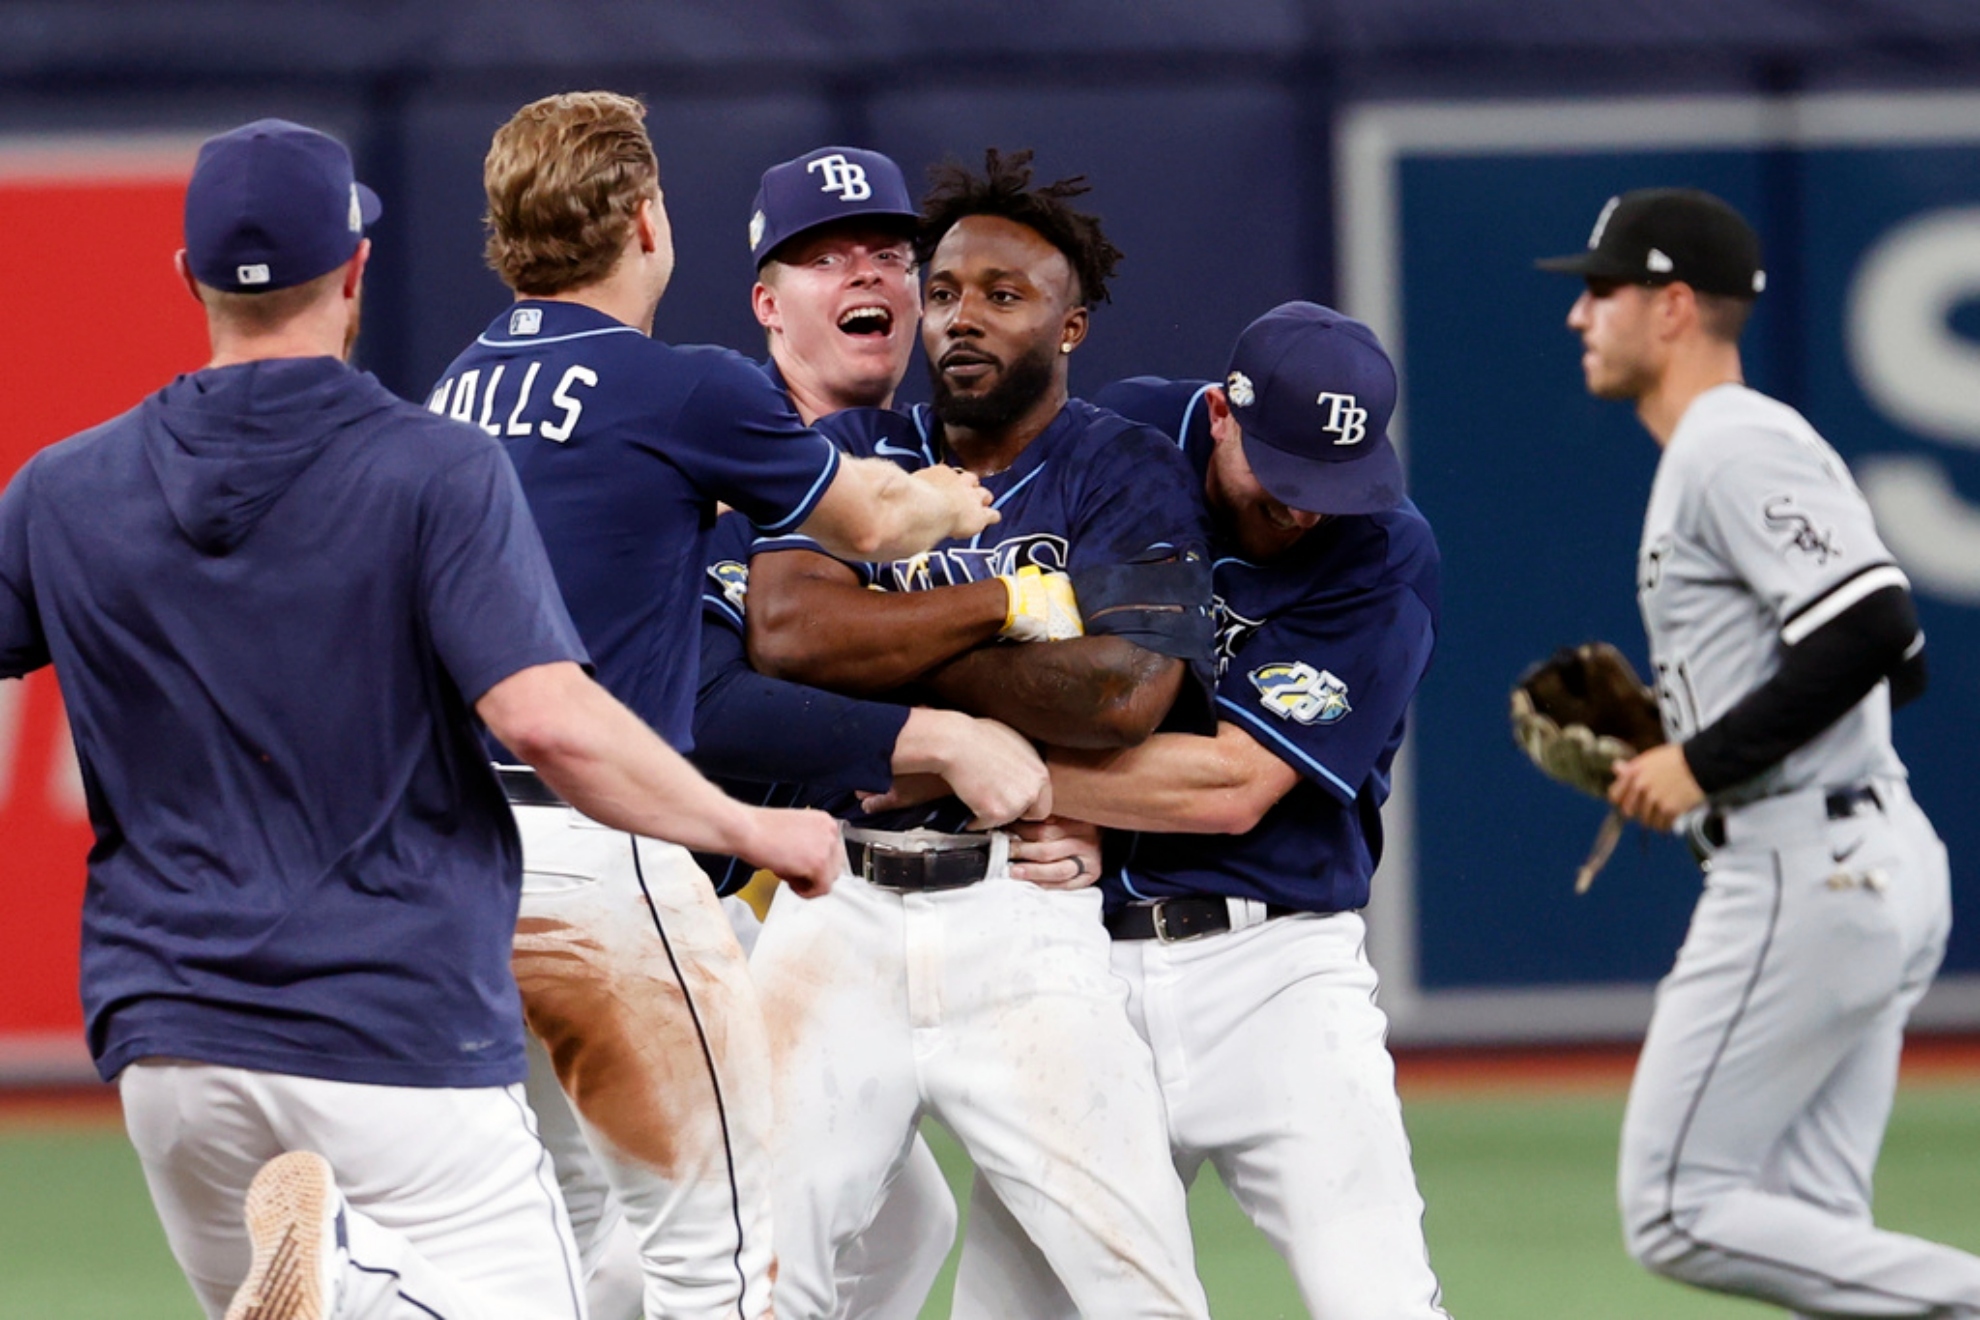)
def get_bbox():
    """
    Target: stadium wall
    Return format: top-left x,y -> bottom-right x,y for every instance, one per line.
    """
3,2 -> 1979,1074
